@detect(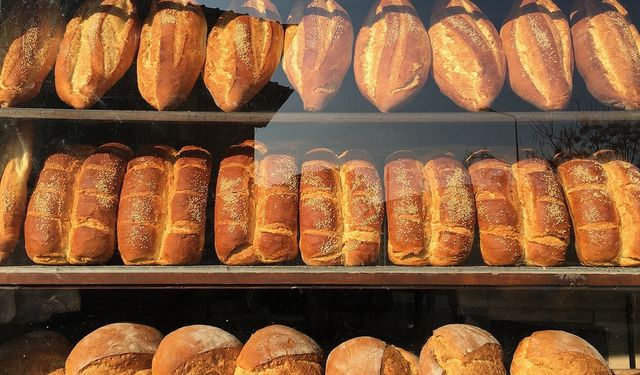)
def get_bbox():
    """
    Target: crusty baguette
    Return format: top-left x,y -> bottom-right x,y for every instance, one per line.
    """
501,0 -> 574,110
570,0 -> 640,110
0,0 -> 65,107
118,145 -> 212,265
137,0 -> 207,111
0,125 -> 32,263
55,0 -> 140,109
205,0 -> 284,112
429,0 -> 506,111
326,337 -> 419,375
283,0 -> 354,111
354,0 -> 431,112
